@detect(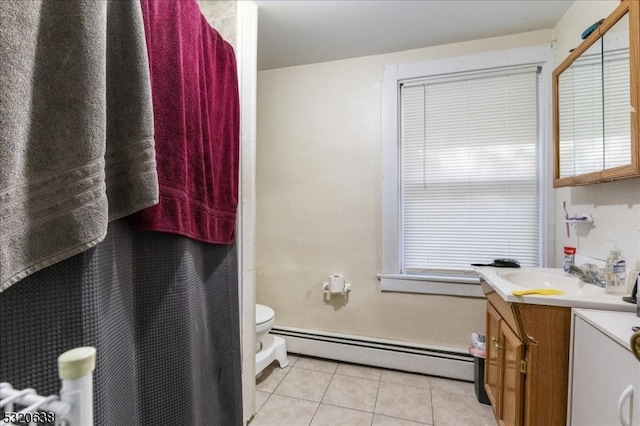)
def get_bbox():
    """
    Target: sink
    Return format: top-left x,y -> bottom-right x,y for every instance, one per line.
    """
475,266 -> 635,311
497,269 -> 601,297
